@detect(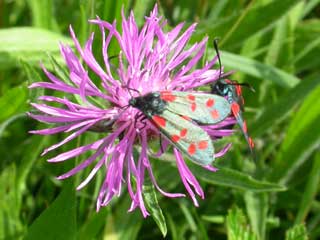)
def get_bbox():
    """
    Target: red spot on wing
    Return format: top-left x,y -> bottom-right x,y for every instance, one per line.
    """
191,102 -> 197,112
181,115 -> 191,121
198,140 -> 208,150
171,135 -> 180,143
231,102 -> 240,115
206,98 -> 215,107
211,109 -> 220,119
243,121 -> 247,133
160,91 -> 176,102
188,143 -> 196,155
152,115 -> 166,127
225,79 -> 232,84
236,85 -> 242,96
187,94 -> 195,101
248,137 -> 255,148
240,96 -> 245,105
180,128 -> 187,137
